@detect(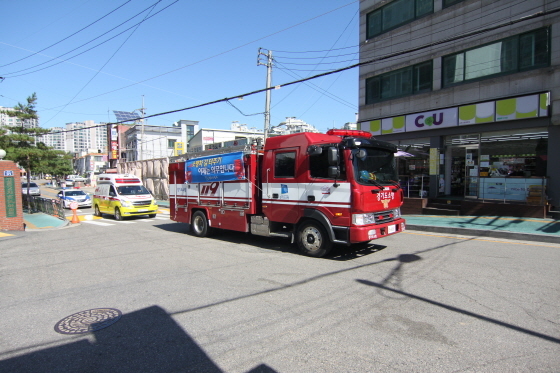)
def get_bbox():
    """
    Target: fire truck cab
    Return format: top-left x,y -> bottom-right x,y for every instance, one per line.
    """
169,130 -> 405,257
